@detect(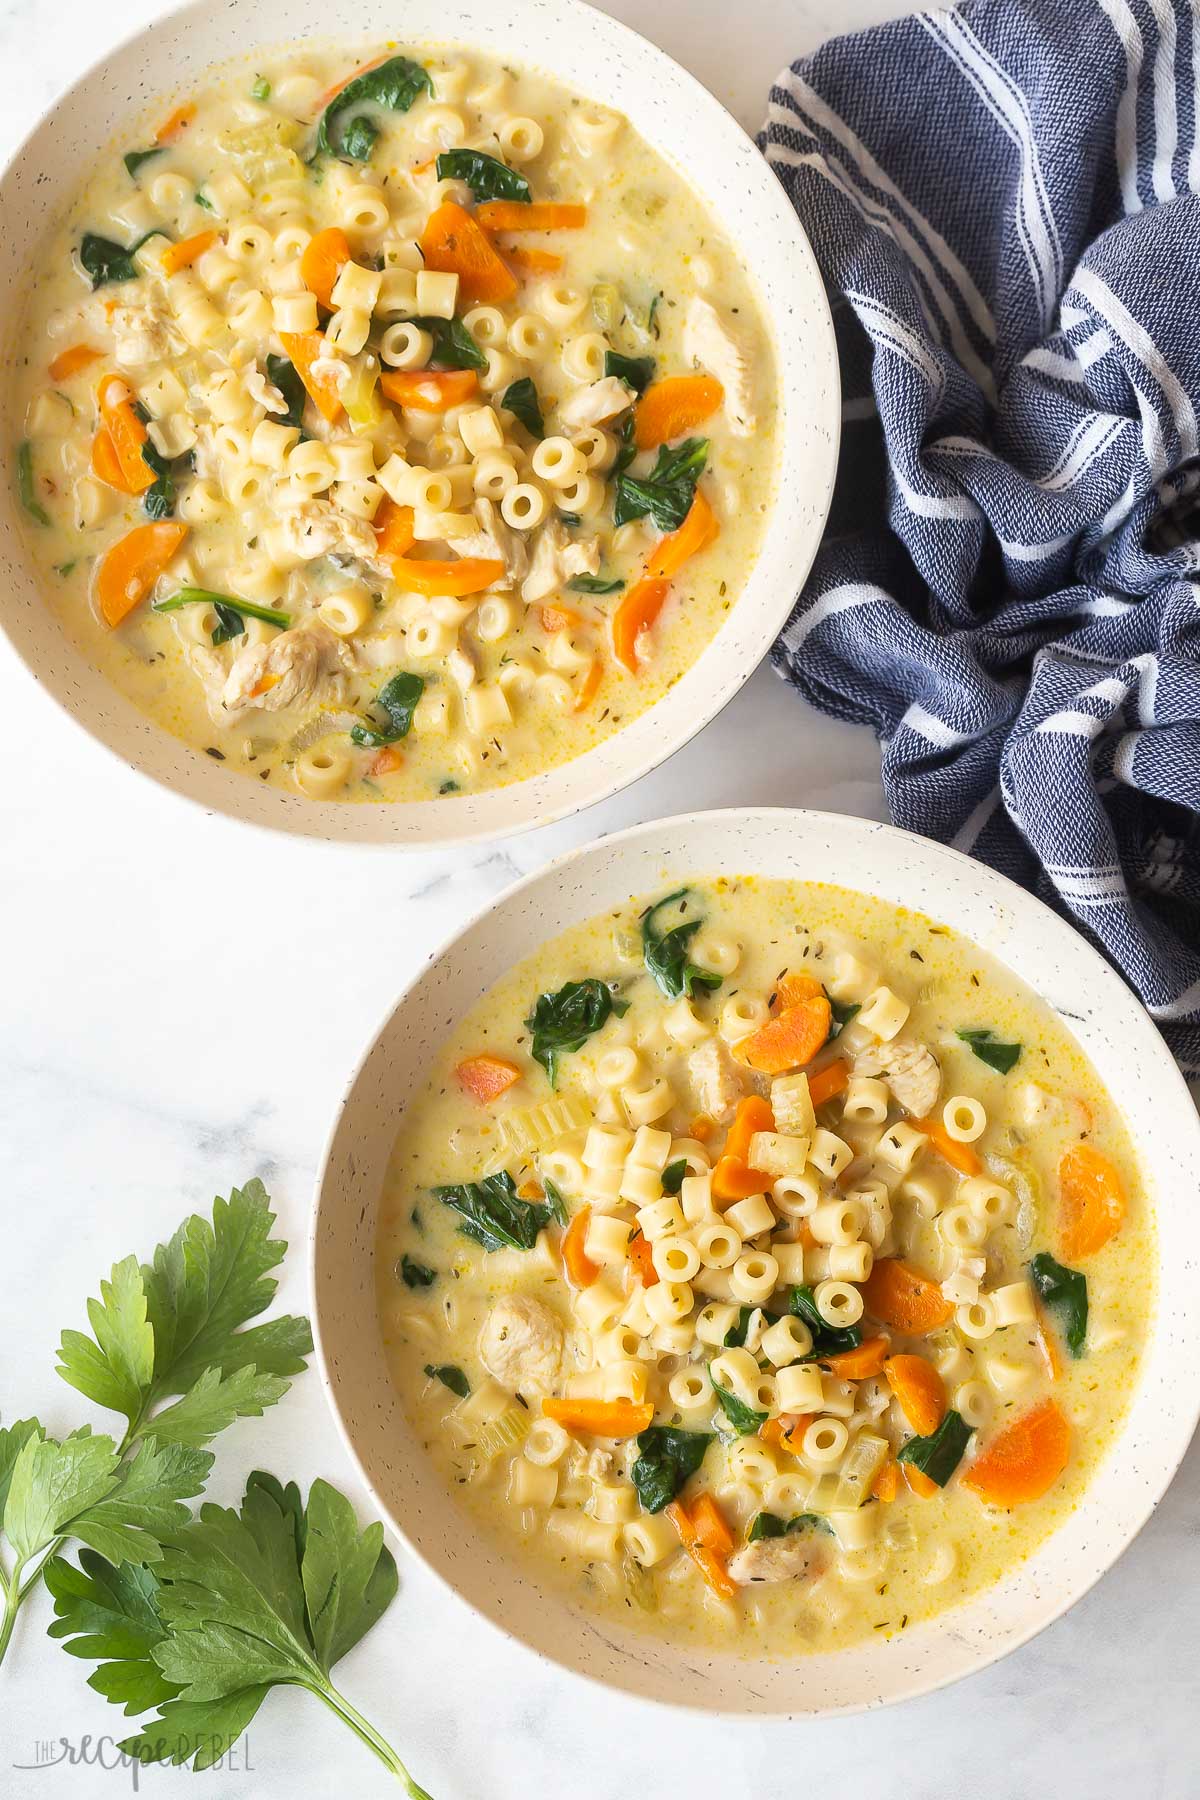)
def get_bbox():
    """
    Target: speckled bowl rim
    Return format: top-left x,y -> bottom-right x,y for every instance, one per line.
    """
311,806 -> 1200,1715
0,0 -> 839,848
